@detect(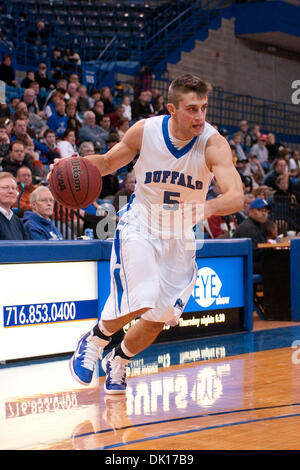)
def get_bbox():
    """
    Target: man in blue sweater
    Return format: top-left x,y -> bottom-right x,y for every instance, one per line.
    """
0,172 -> 28,240
22,186 -> 64,240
